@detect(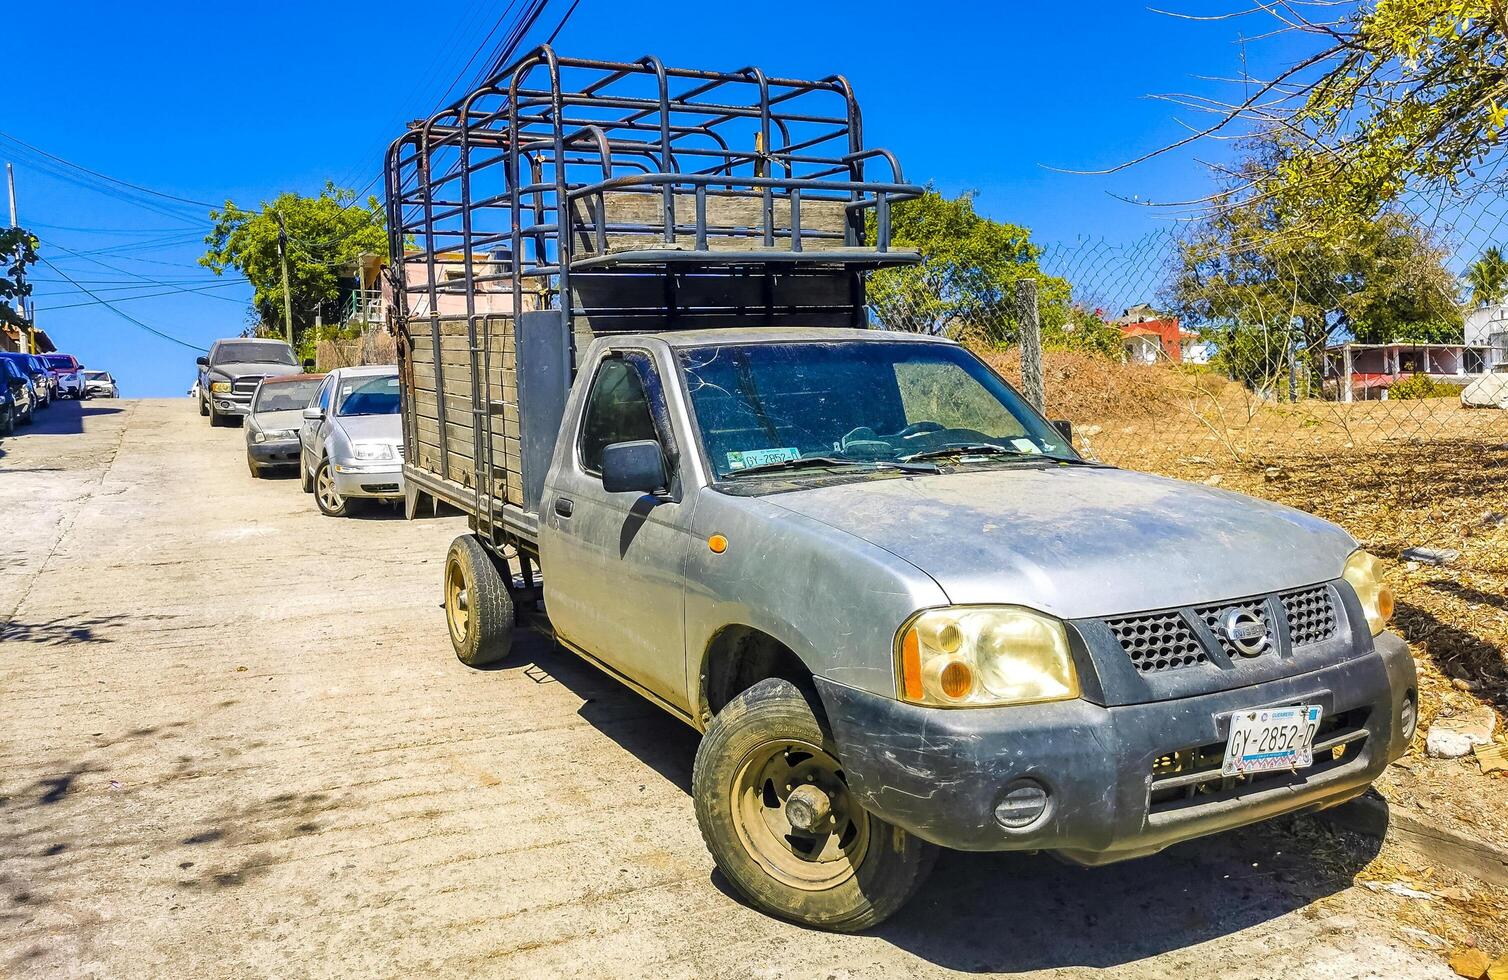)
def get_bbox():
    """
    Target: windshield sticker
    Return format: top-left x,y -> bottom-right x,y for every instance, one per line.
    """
727,447 -> 800,471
